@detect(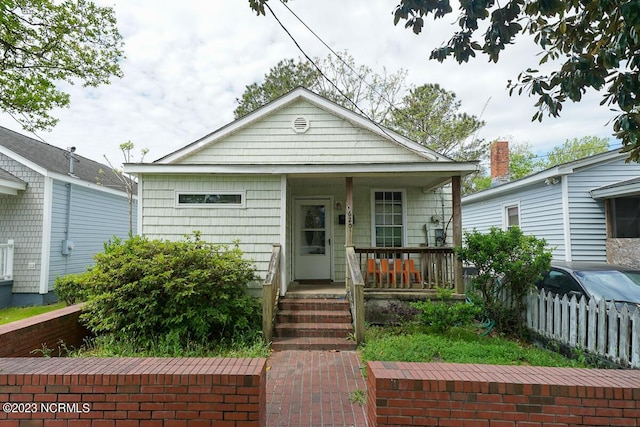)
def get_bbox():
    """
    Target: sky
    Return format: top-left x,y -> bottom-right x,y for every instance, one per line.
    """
0,0 -> 622,169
